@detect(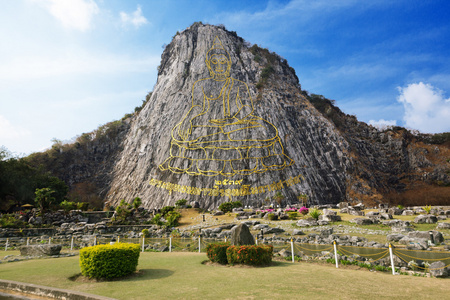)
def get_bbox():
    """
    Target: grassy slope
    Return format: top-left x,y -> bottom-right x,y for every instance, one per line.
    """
1,252 -> 449,299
